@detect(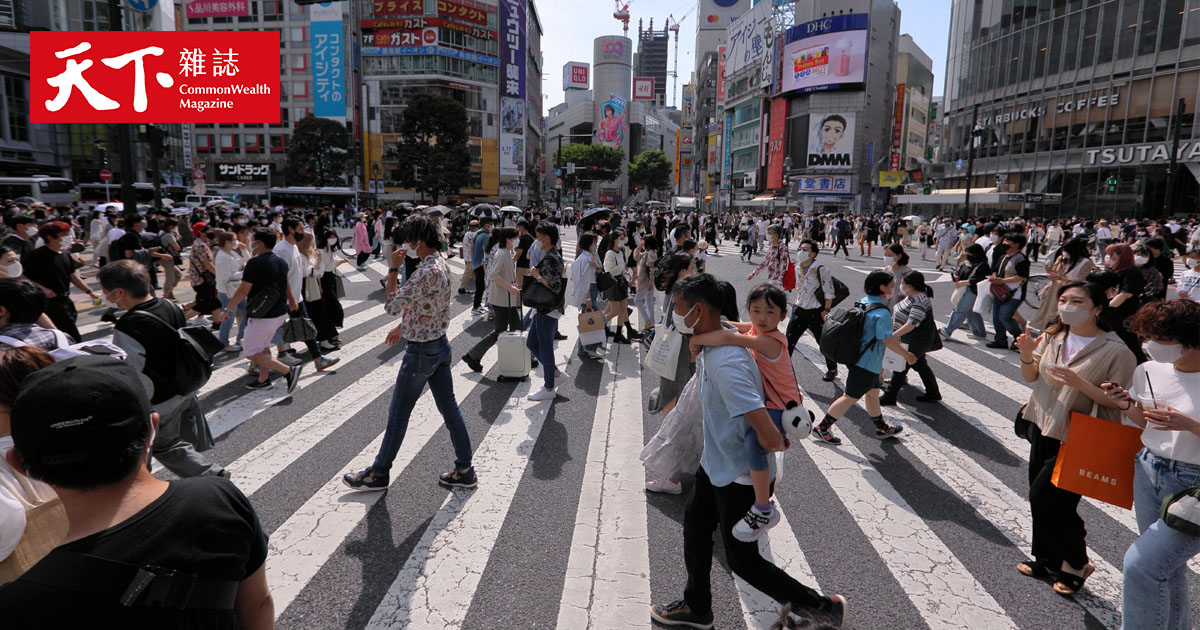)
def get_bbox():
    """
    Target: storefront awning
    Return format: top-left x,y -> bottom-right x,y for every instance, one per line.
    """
893,187 -> 1011,205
